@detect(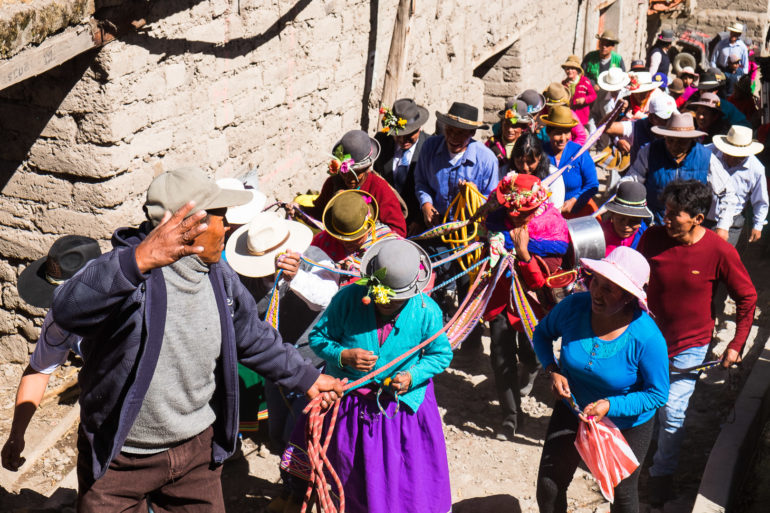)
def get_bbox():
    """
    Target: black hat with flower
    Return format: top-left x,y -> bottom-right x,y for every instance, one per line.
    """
357,239 -> 432,305
380,98 -> 430,136
328,130 -> 381,176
